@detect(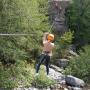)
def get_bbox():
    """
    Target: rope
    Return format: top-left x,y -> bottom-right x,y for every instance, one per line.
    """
0,33 -> 36,36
